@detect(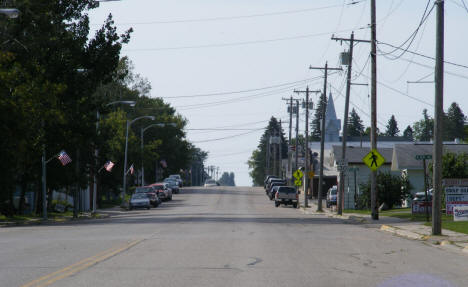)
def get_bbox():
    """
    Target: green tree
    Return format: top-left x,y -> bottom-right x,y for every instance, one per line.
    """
218,172 -> 236,186
385,115 -> 400,137
403,125 -> 414,140
347,108 -> 364,137
248,117 -> 288,186
311,93 -> 326,140
446,102 -> 466,141
357,172 -> 411,209
413,109 -> 433,141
